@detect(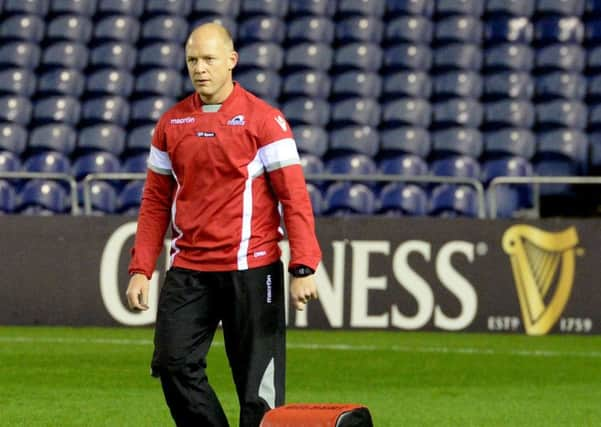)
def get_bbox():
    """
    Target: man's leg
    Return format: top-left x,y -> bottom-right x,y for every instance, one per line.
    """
221,261 -> 286,427
152,267 -> 229,427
